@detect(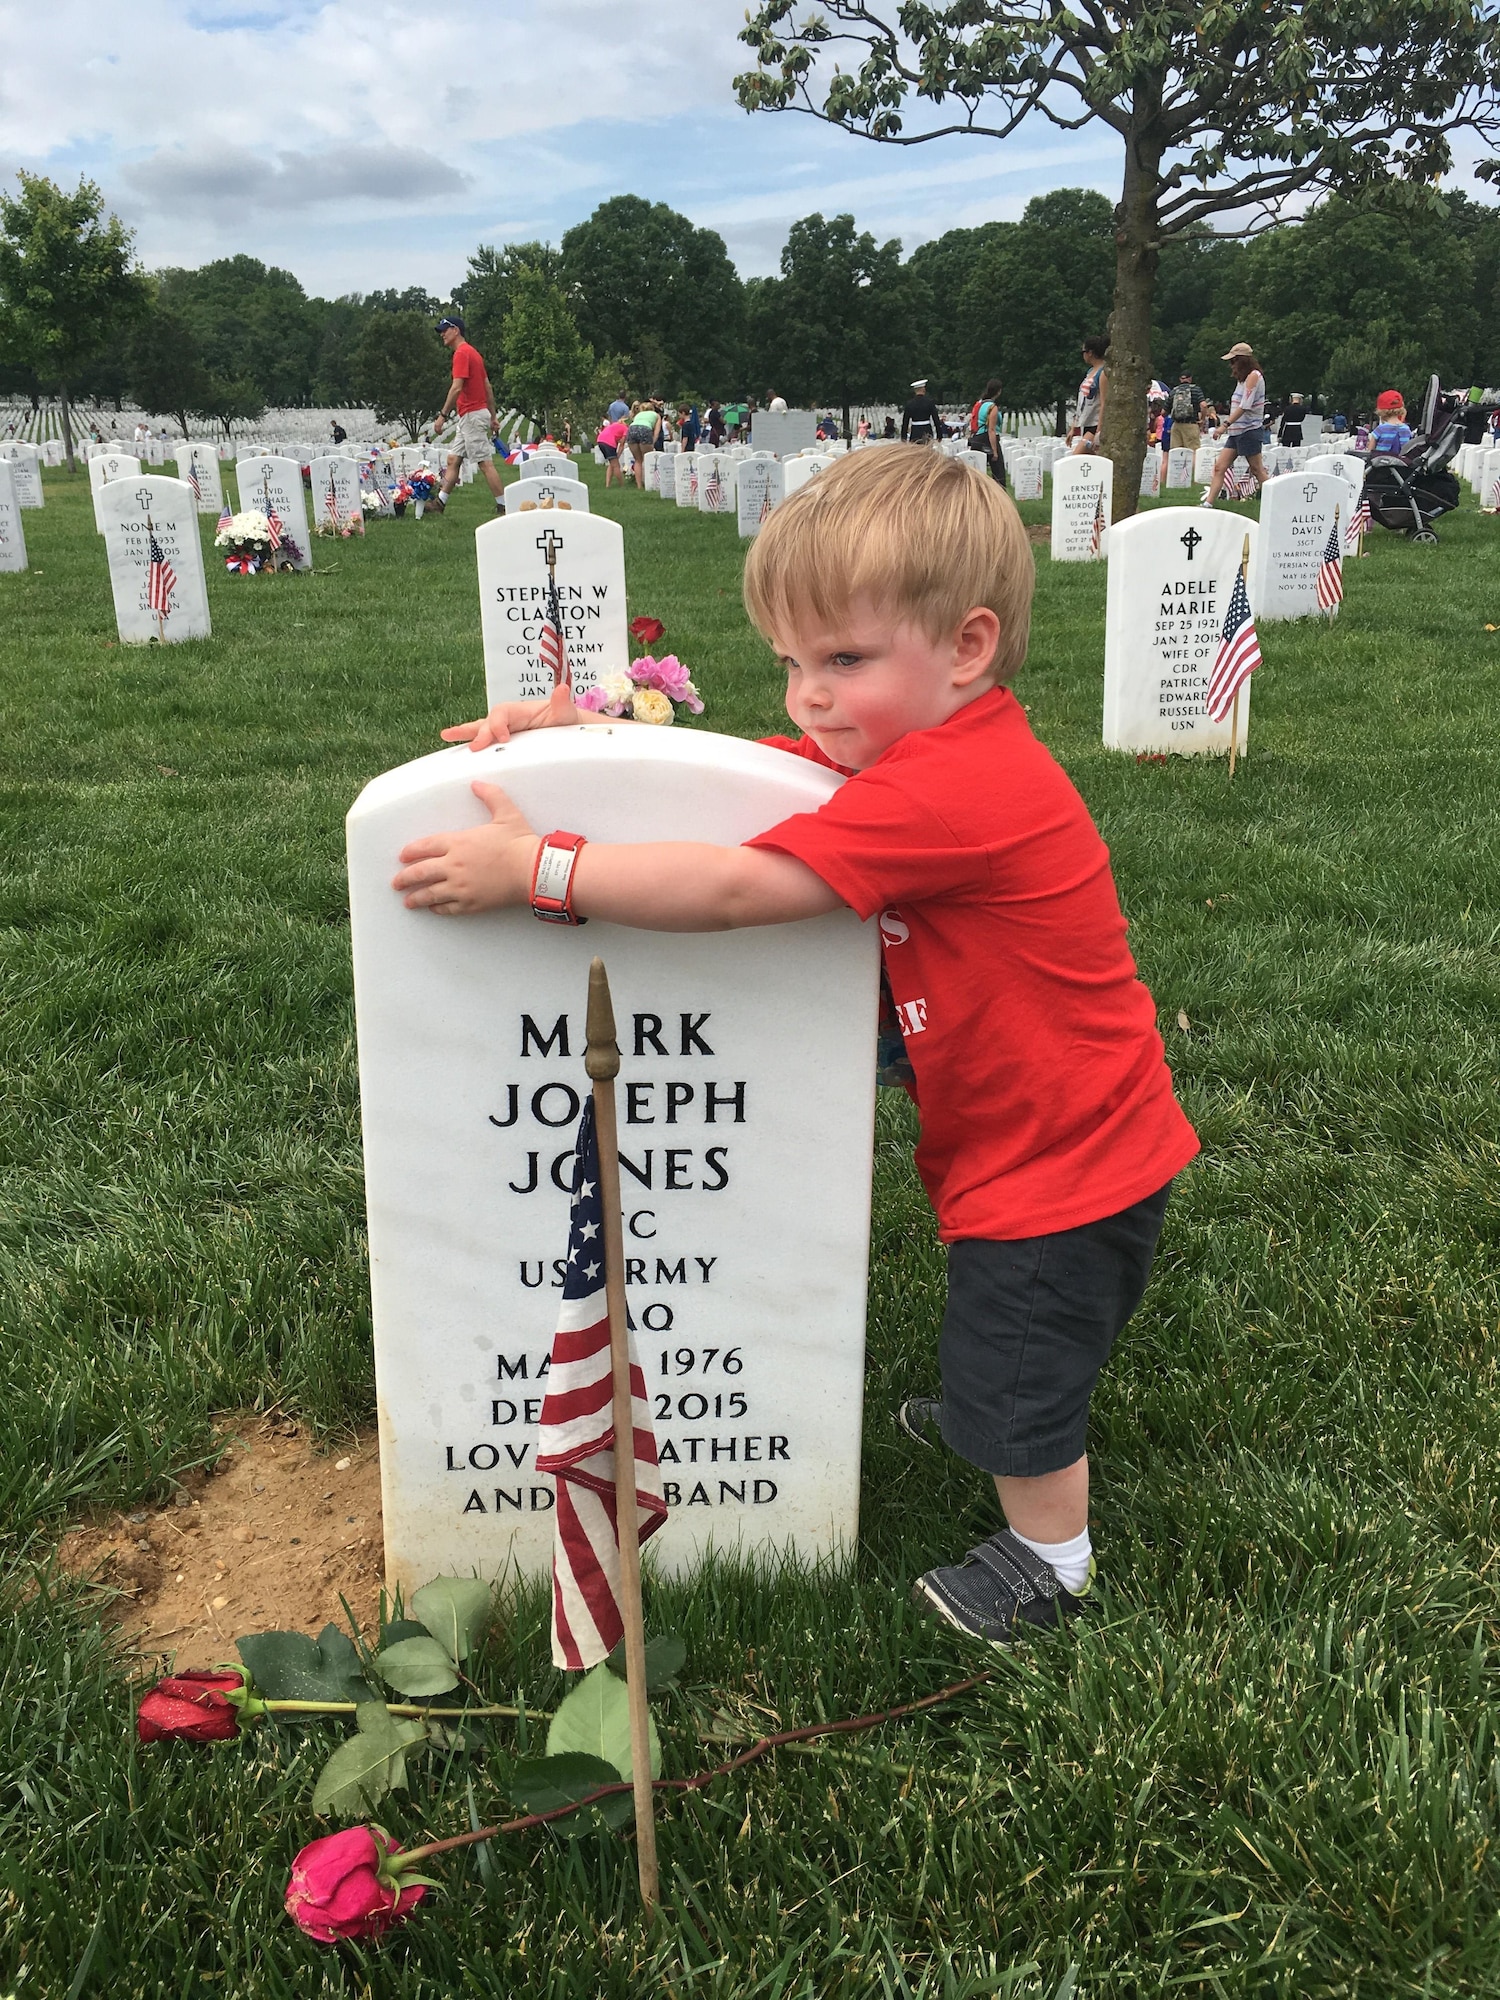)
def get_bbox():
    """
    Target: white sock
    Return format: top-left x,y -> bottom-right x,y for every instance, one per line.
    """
1011,1524 -> 1092,1594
